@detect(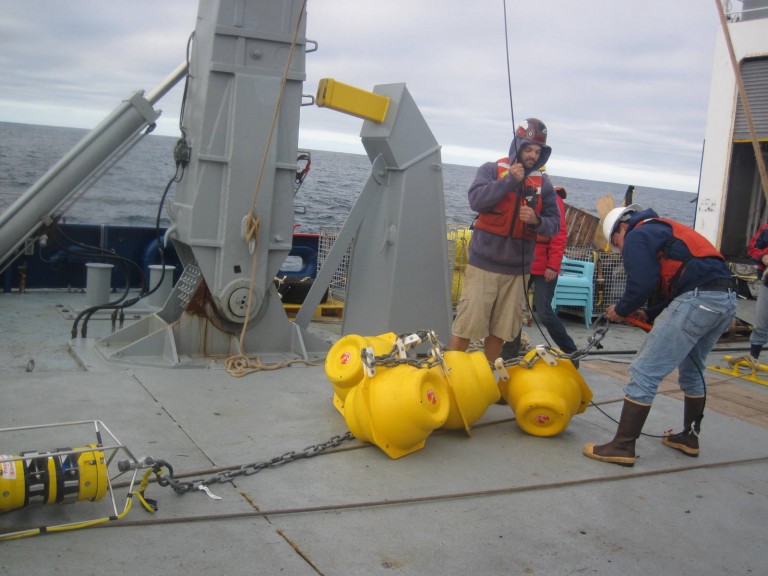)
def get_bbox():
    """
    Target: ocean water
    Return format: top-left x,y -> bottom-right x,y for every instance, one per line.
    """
0,121 -> 697,232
